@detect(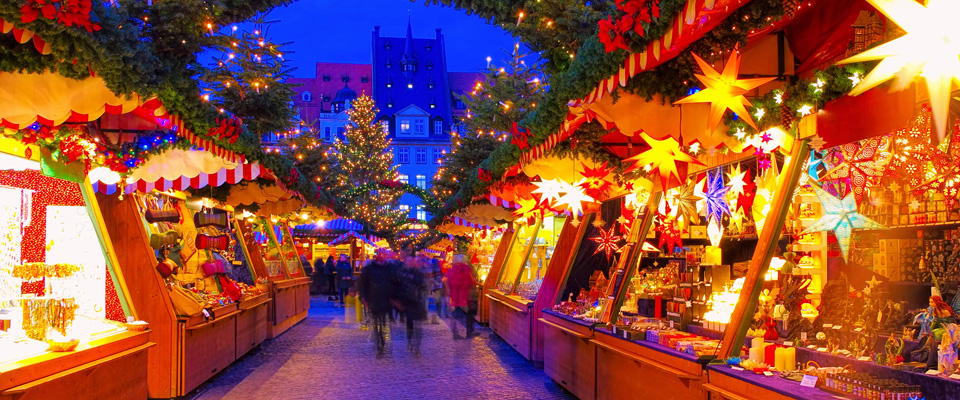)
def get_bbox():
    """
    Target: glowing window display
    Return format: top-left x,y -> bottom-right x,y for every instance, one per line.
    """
496,216 -> 565,299
0,166 -> 129,365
